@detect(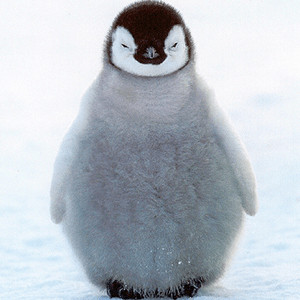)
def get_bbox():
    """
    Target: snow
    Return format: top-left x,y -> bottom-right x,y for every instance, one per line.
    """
0,0 -> 299,299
